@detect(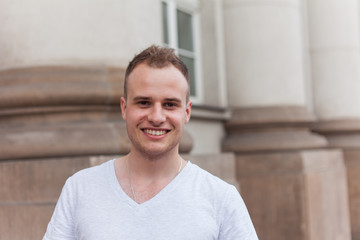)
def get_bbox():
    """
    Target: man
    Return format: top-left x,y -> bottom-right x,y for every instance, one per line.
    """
43,45 -> 258,239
